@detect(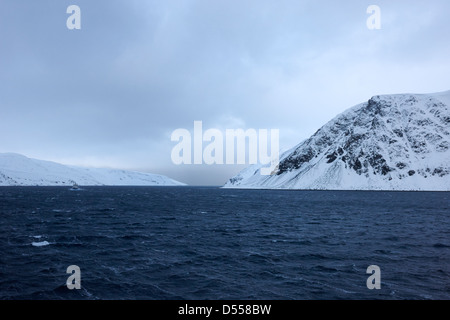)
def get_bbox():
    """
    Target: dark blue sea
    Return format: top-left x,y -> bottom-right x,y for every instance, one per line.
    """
0,186 -> 449,300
